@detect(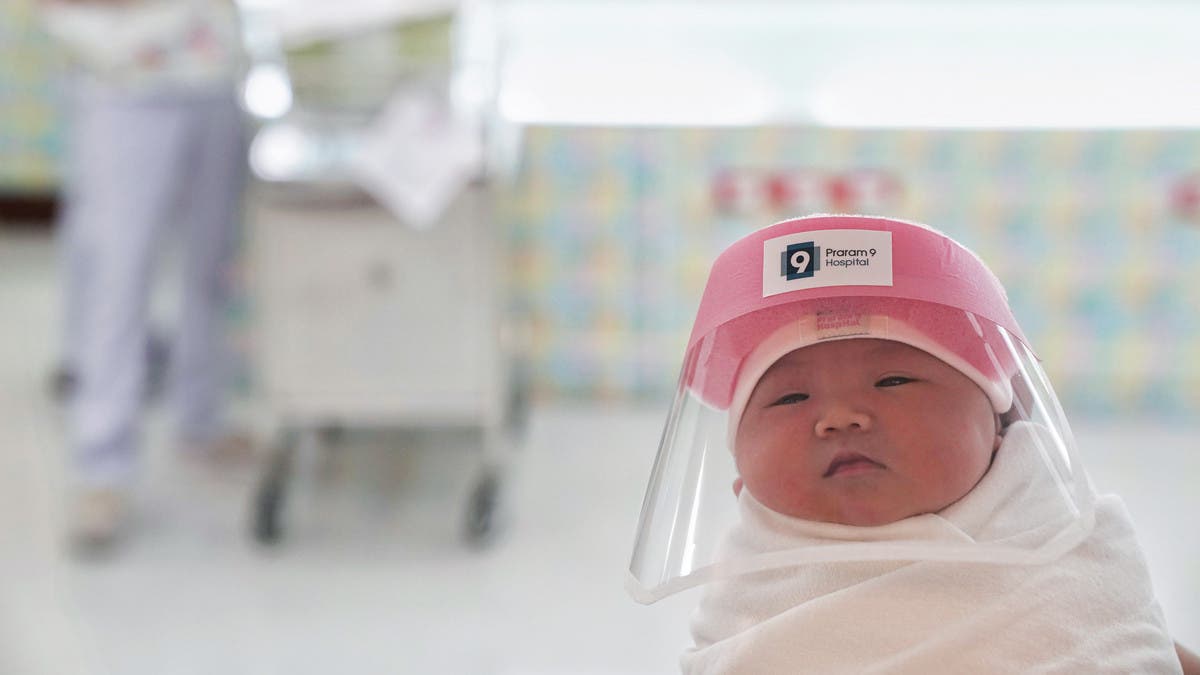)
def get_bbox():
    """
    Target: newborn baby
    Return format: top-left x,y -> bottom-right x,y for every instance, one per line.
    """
627,214 -> 1191,673
685,333 -> 1182,673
